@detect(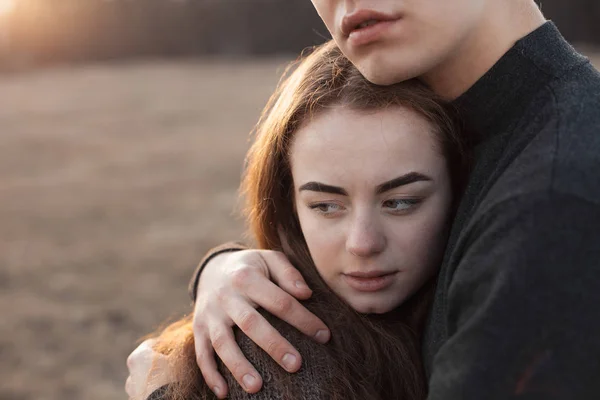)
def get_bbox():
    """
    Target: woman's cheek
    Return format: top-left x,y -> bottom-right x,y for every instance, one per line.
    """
301,215 -> 341,278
